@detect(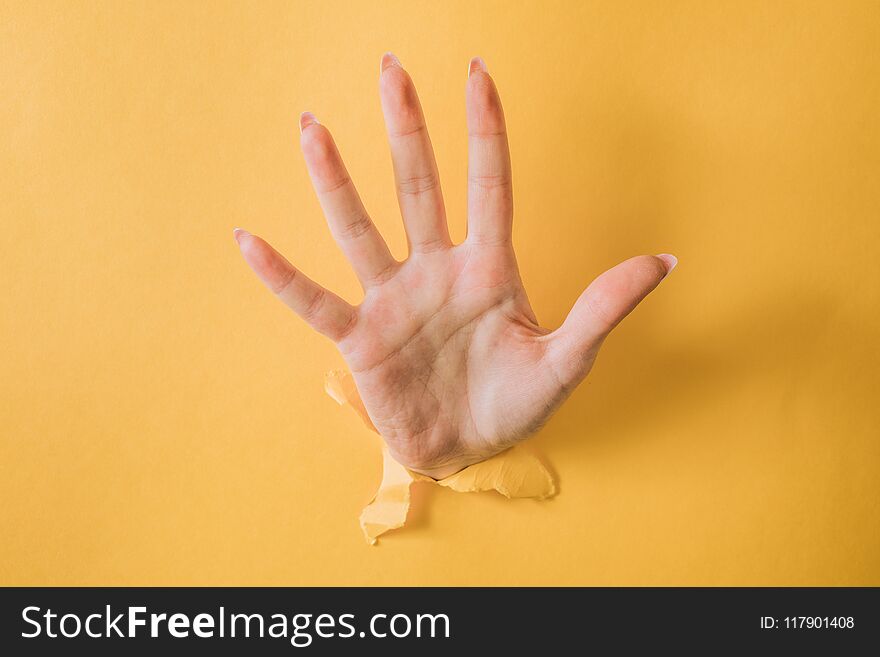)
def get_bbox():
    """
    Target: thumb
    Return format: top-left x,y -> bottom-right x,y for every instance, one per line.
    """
546,254 -> 677,387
